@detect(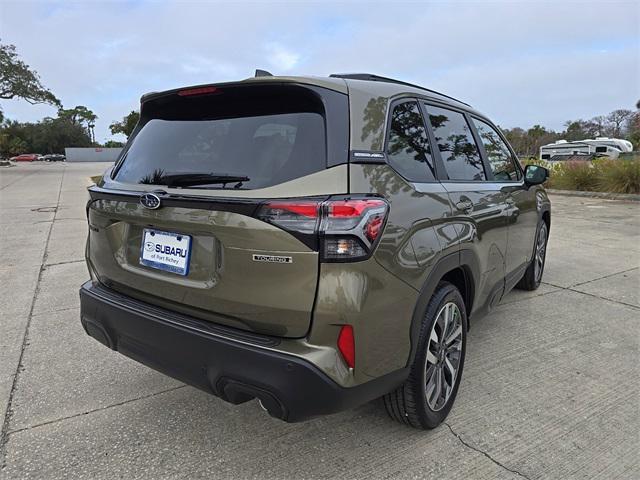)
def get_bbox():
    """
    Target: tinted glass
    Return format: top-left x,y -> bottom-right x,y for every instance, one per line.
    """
114,112 -> 325,189
386,101 -> 435,182
425,105 -> 485,181
472,118 -> 521,181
